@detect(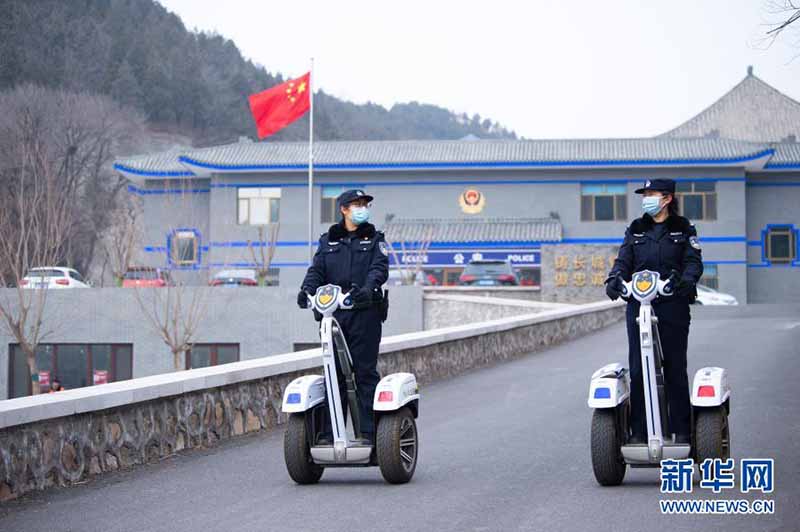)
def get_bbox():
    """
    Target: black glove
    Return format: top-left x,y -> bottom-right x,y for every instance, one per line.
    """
351,285 -> 372,309
297,289 -> 309,309
604,275 -> 624,301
